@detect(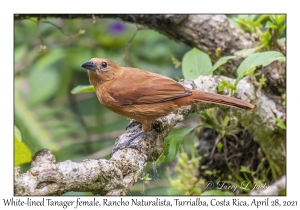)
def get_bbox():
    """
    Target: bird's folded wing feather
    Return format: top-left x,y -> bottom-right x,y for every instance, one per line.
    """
107,69 -> 191,105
